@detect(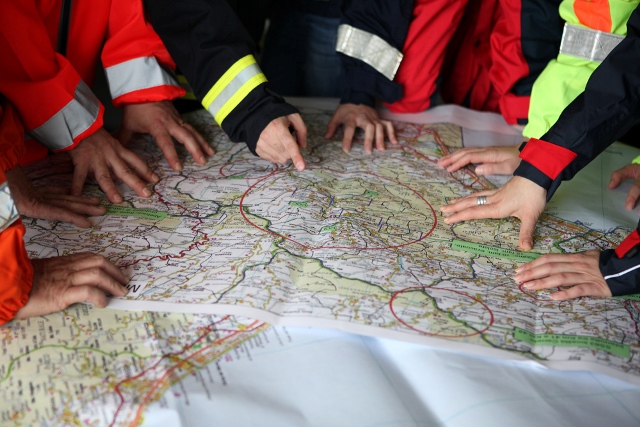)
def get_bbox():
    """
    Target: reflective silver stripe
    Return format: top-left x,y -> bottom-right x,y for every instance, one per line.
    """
205,62 -> 266,124
28,80 -> 100,151
201,55 -> 267,124
0,182 -> 19,233
105,56 -> 180,100
604,263 -> 640,280
336,24 -> 403,80
559,23 -> 624,62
